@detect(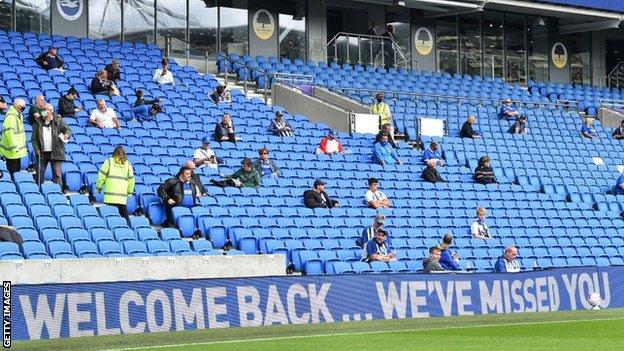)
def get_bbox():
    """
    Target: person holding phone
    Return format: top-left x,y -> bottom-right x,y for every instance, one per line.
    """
153,57 -> 175,85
